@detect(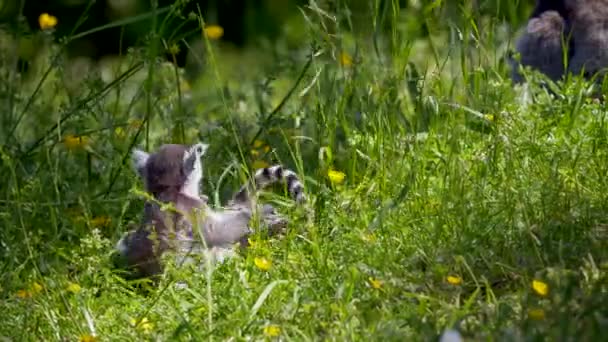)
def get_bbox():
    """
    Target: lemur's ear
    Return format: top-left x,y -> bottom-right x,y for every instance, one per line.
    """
182,142 -> 208,174
132,148 -> 150,177
193,142 -> 209,157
